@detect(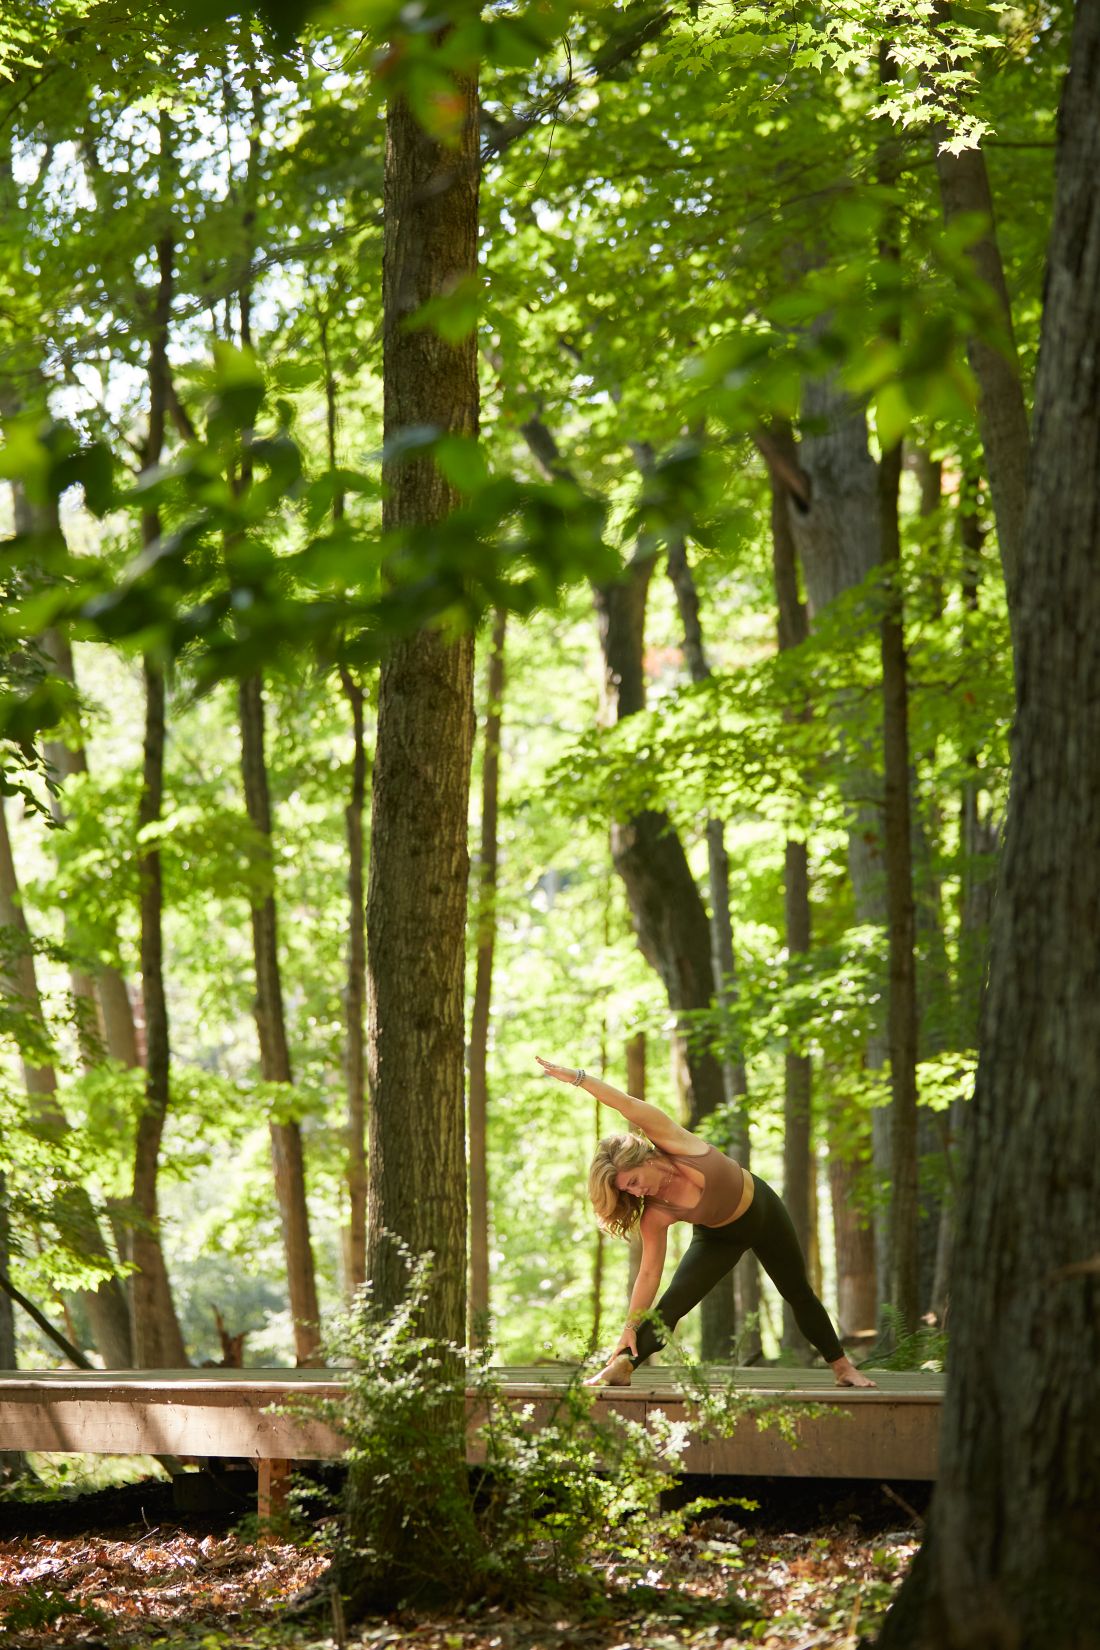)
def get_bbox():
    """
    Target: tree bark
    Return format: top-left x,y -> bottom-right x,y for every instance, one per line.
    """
468,608 -> 506,1347
238,674 -> 321,1364
879,440 -> 920,1333
130,654 -> 188,1368
0,795 -> 132,1365
770,455 -> 816,1358
343,45 -> 479,1612
775,391 -> 890,1324
933,6 -> 1030,619
828,1147 -> 877,1337
339,667 -> 368,1297
38,627 -> 140,1070
878,11 -> 1100,1639
130,214 -> 187,1369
